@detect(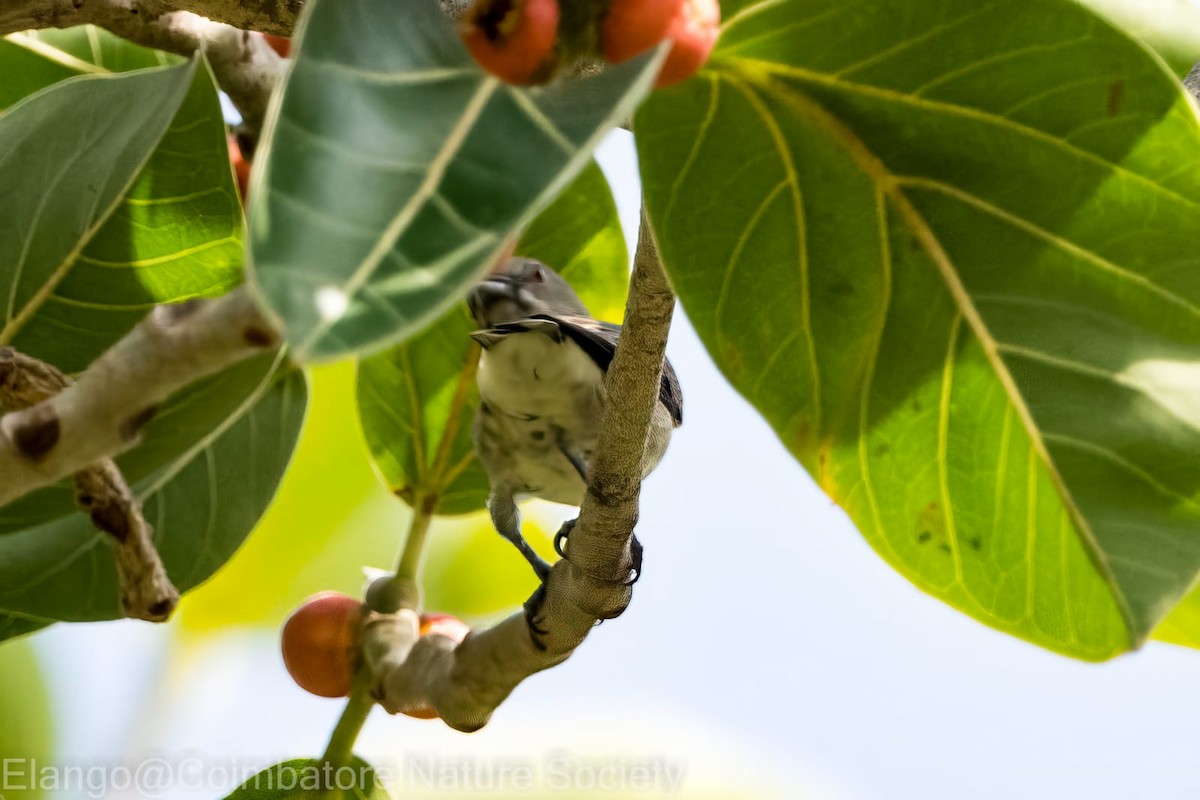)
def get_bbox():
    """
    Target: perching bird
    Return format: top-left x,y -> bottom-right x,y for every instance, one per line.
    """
467,256 -> 683,584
